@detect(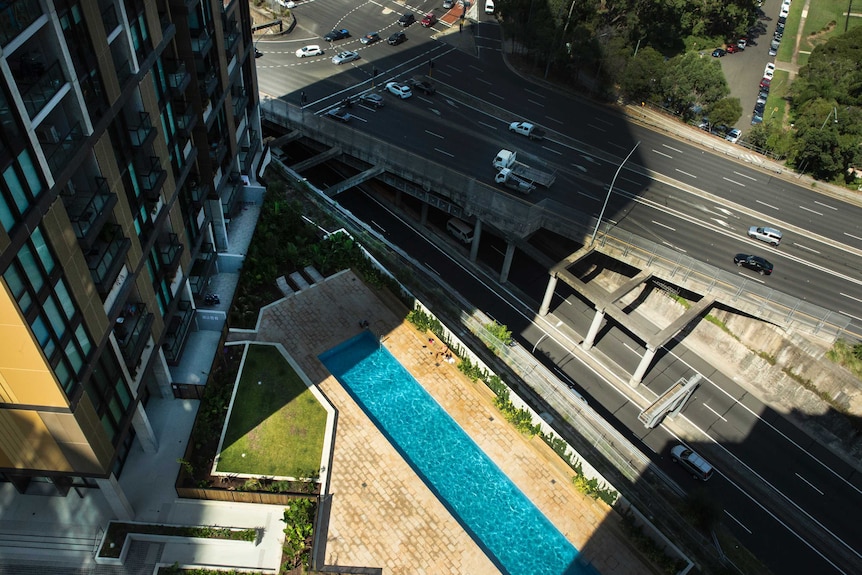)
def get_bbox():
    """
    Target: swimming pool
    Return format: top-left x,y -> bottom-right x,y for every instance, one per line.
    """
320,331 -> 598,575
